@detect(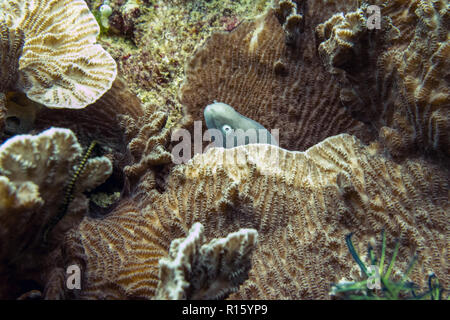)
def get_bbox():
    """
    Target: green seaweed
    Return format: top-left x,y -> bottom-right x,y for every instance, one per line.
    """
93,9 -> 109,36
331,230 -> 447,300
